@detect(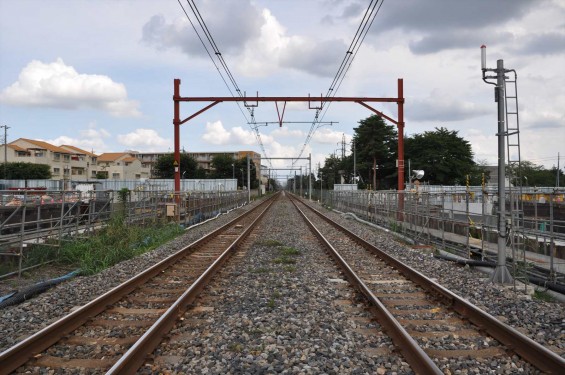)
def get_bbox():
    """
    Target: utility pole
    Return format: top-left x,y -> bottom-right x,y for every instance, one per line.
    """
1,125 -> 9,180
247,154 -> 250,203
481,45 -> 513,284
557,152 -> 560,188
308,153 -> 312,201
